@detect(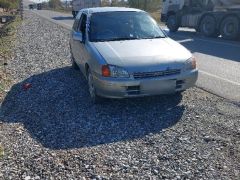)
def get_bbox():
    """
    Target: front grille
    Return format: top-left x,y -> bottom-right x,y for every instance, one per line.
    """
133,69 -> 181,79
